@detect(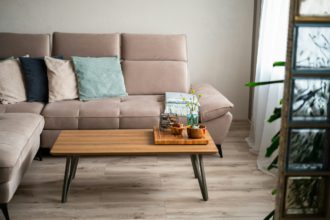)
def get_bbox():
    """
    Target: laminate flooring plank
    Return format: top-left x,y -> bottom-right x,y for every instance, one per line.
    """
9,121 -> 275,220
